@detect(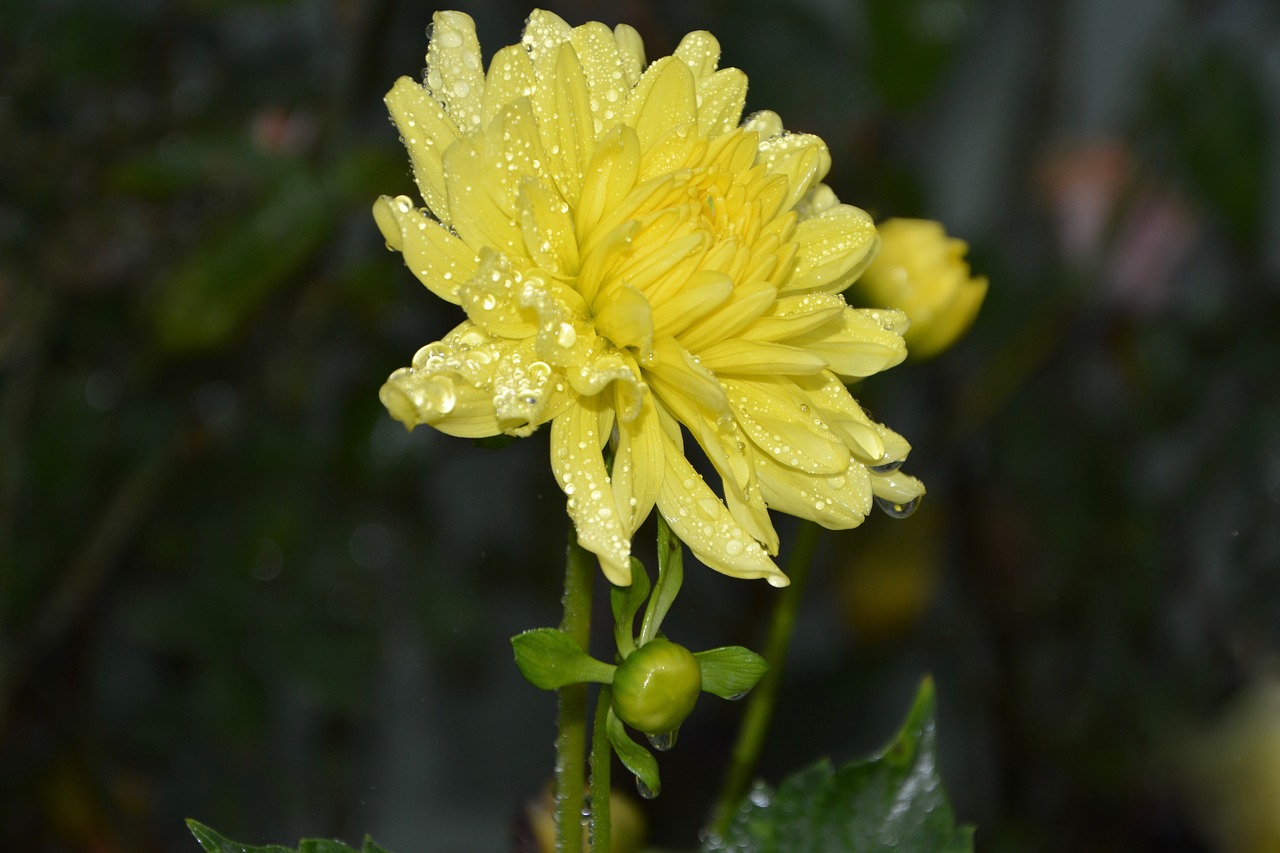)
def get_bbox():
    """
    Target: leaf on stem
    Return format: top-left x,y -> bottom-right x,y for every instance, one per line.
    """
606,706 -> 661,799
639,514 -> 684,645
694,646 -> 768,700
511,627 -> 616,690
